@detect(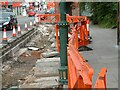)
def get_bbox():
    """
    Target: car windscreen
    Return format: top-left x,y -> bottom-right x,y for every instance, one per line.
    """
0,13 -> 11,21
1,13 -> 10,19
